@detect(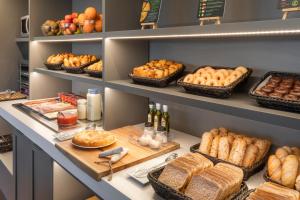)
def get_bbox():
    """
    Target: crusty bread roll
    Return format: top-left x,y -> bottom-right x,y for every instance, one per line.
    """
282,146 -> 293,154
199,132 -> 214,154
242,144 -> 259,168
228,138 -> 247,166
218,137 -> 230,161
243,136 -> 254,145
254,139 -> 271,162
291,147 -> 300,157
210,128 -> 219,137
276,147 -> 289,163
227,135 -> 235,147
210,135 -> 220,157
219,127 -> 228,136
267,155 -> 282,183
295,175 -> 300,192
282,155 -> 299,189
